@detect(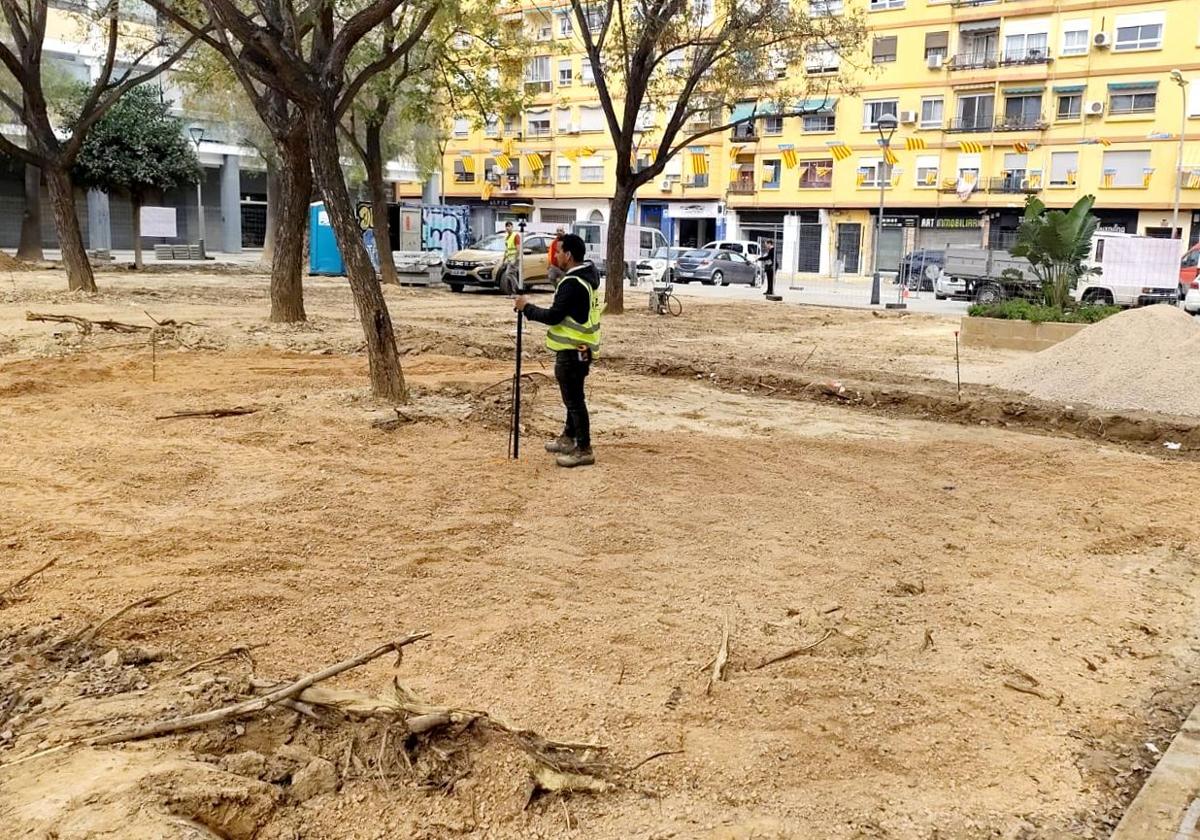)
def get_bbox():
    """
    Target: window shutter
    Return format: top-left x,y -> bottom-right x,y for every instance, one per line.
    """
873,36 -> 897,60
925,31 -> 948,51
